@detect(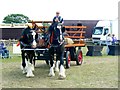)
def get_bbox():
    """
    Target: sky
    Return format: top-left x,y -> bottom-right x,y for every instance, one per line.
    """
0,0 -> 119,23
